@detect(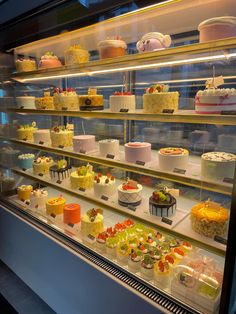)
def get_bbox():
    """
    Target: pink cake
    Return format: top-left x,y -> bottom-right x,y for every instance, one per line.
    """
125,142 -> 151,163
39,52 -> 62,69
198,16 -> 236,43
73,135 -> 96,153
